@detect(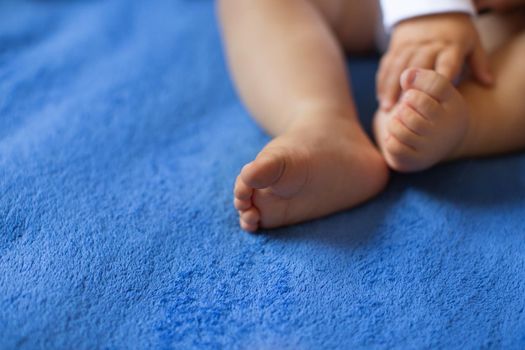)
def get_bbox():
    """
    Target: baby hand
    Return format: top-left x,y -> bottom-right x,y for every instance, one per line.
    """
377,13 -> 493,110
